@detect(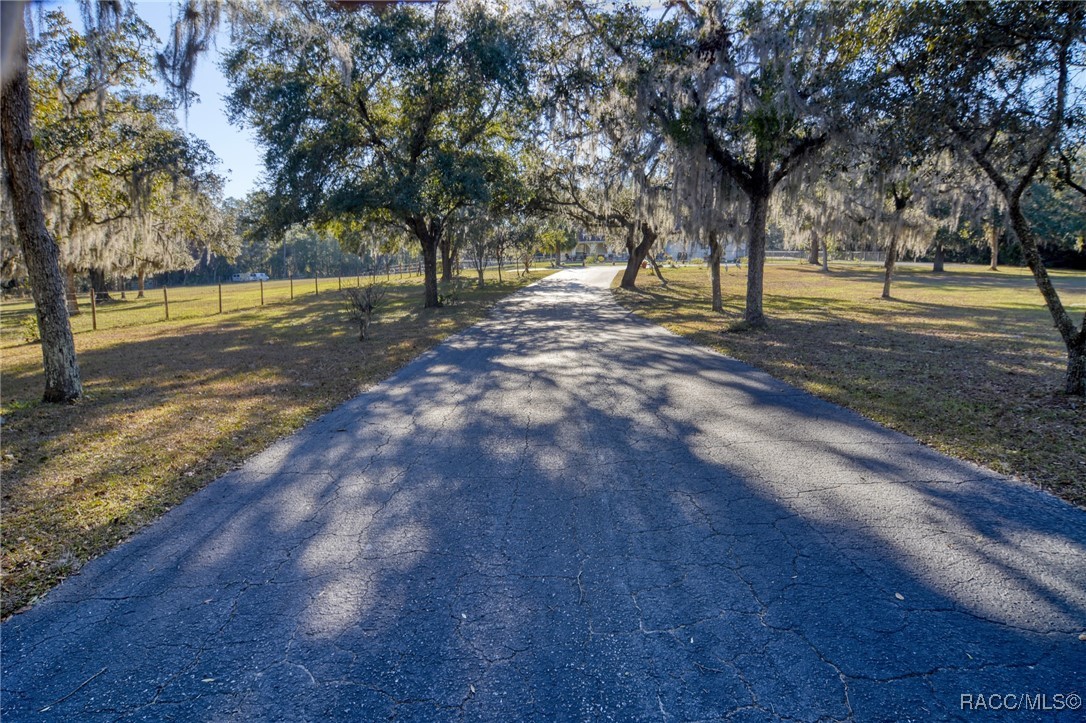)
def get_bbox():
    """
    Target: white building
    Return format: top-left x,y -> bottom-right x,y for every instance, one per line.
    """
574,231 -> 609,258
